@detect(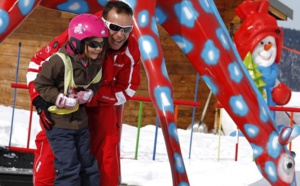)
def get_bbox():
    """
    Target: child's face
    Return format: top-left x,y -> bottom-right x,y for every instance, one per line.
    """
85,37 -> 104,60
